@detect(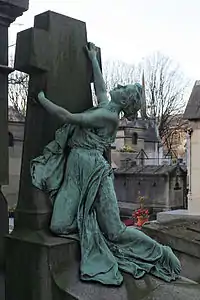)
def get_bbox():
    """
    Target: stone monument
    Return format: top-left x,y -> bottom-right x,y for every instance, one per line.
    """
5,10 -> 98,300
13,11 -> 98,230
5,11 -> 200,300
0,0 -> 29,267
